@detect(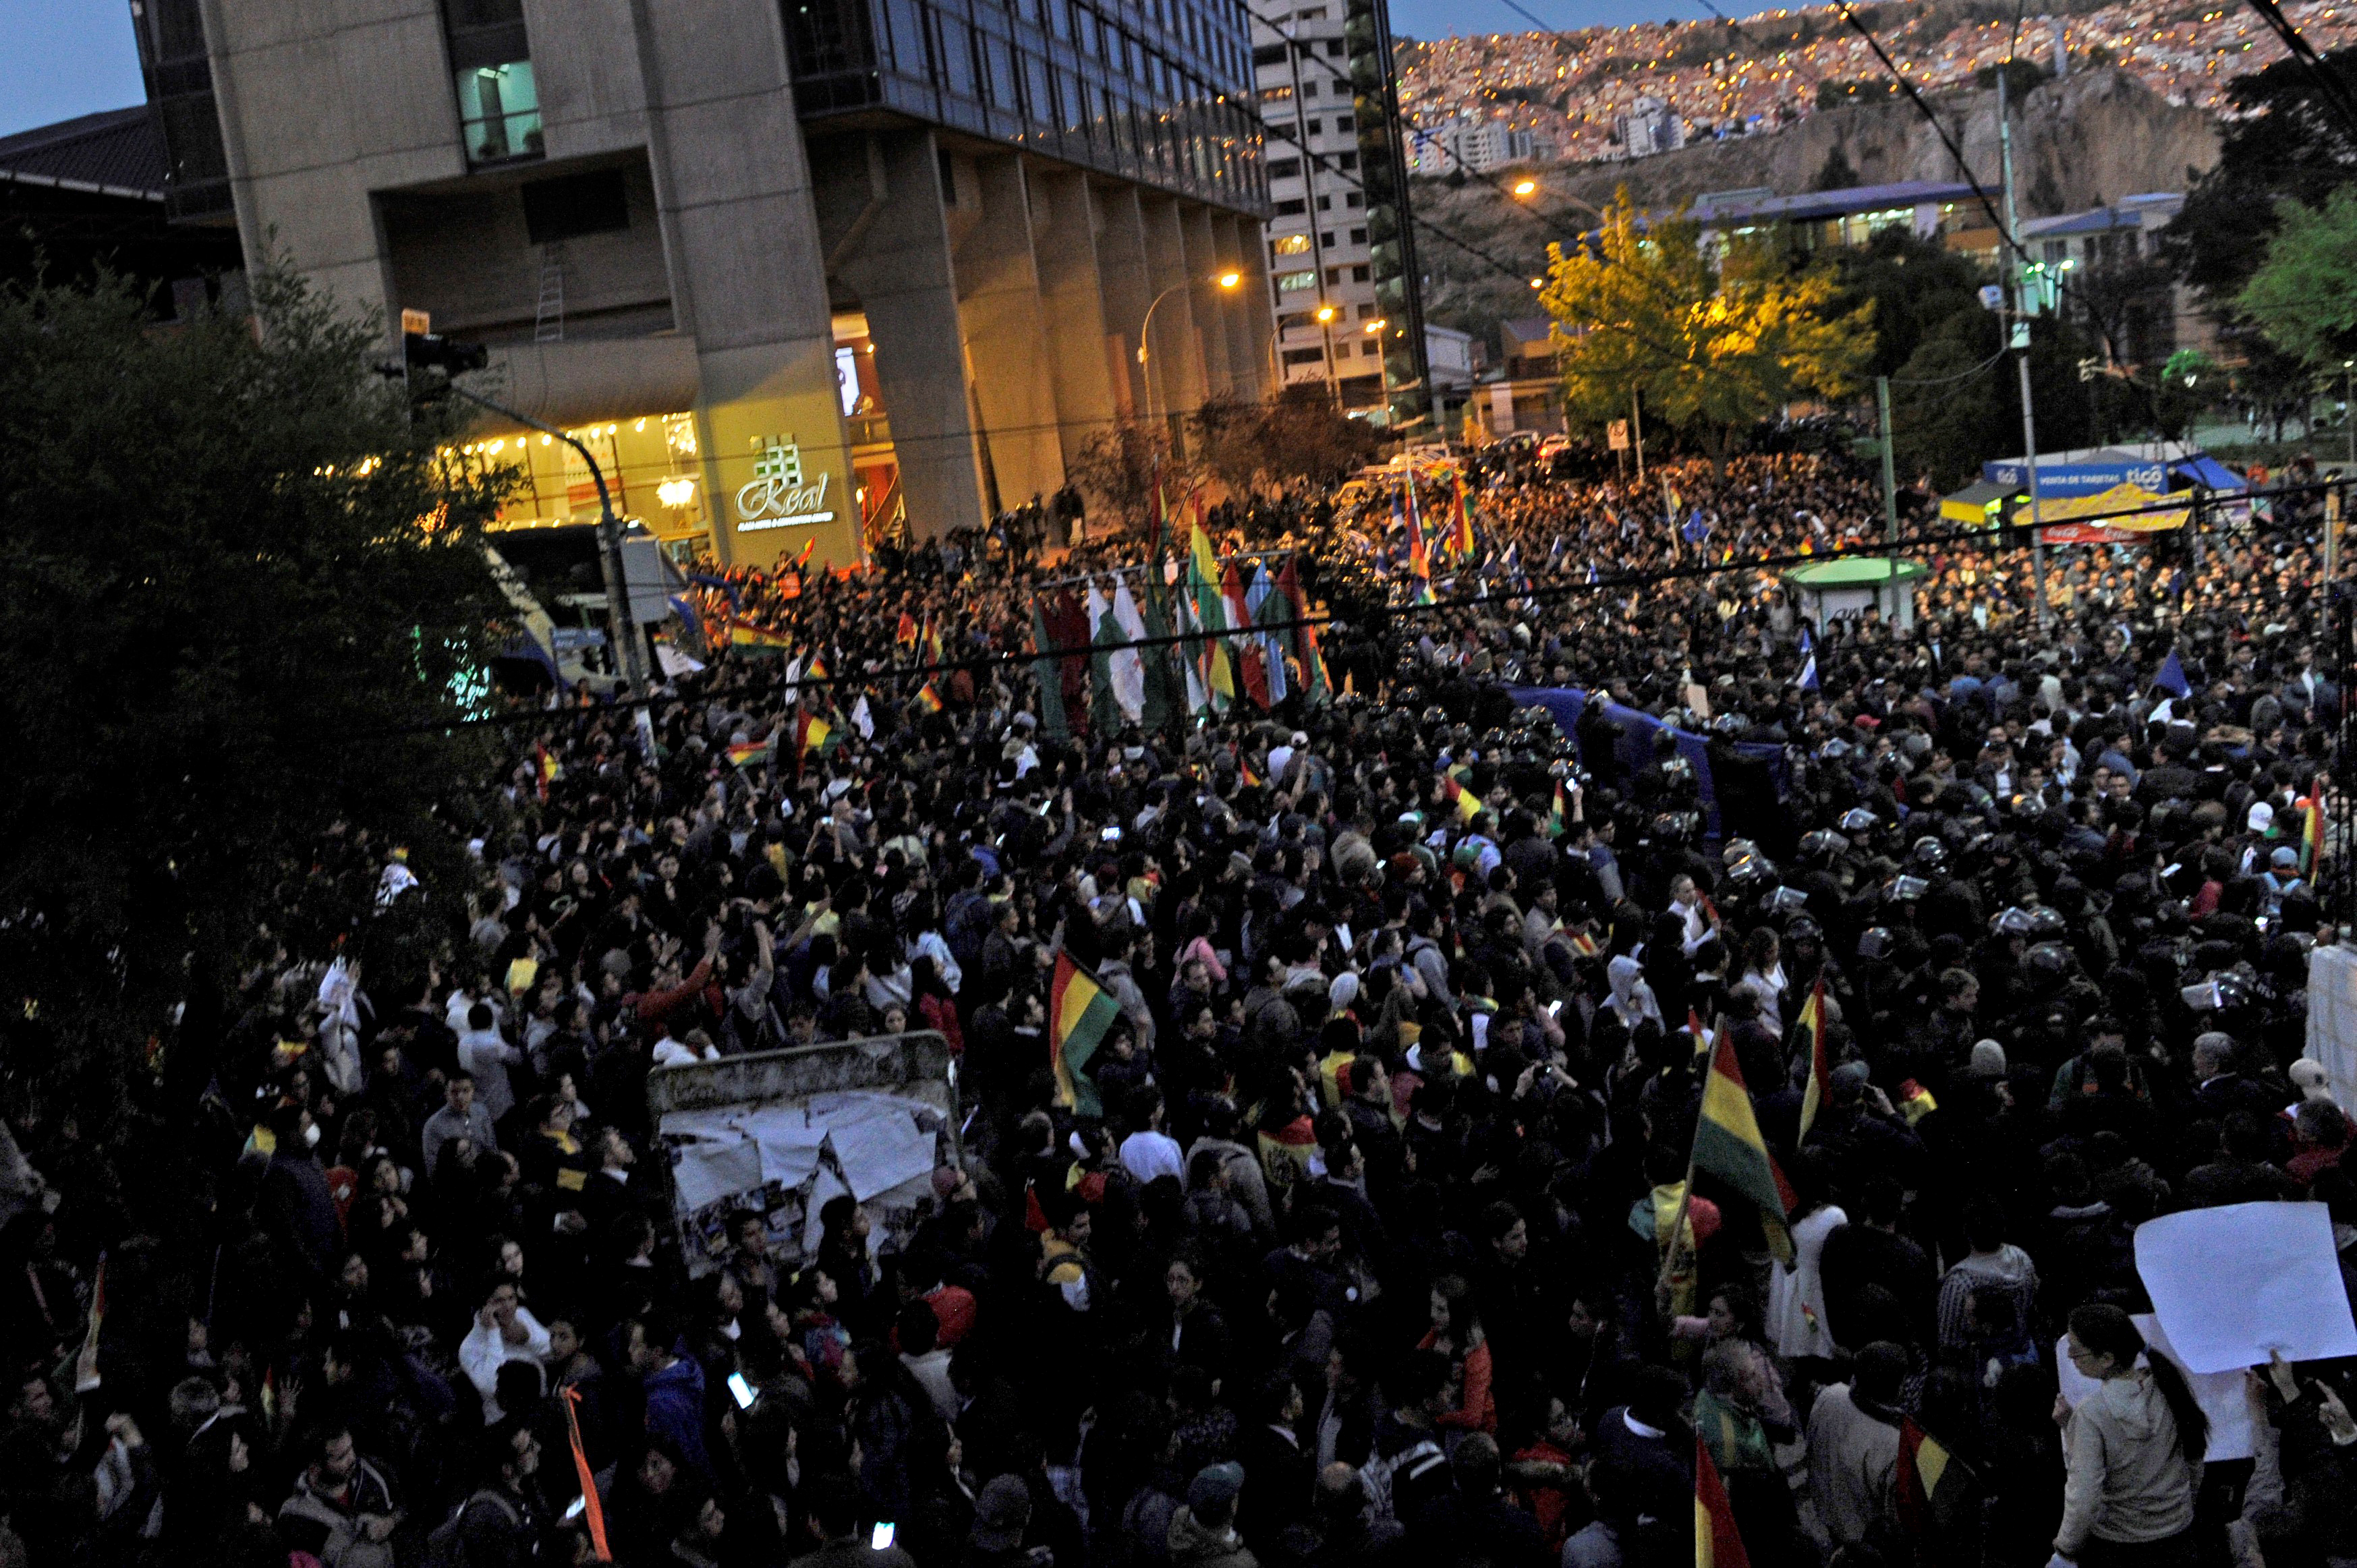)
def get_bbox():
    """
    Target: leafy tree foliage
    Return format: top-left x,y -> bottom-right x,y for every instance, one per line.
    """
0,269 -> 511,1102
2161,53 -> 2357,421
1191,386 -> 1384,497
1539,190 -> 1875,469
2240,186 -> 2357,368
